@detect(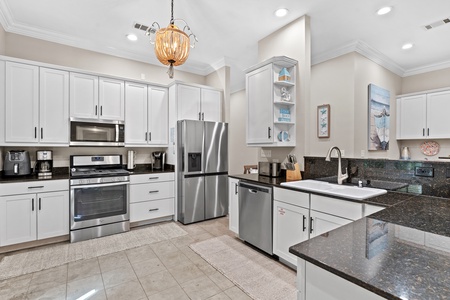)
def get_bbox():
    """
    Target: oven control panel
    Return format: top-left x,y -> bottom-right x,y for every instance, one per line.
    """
70,176 -> 129,186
